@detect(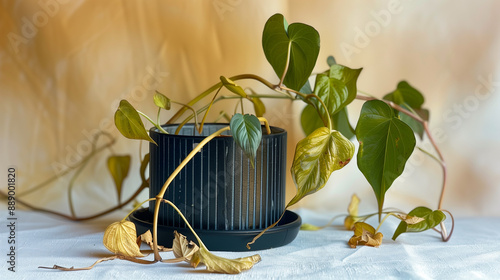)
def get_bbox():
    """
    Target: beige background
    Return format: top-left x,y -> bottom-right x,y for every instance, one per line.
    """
1,0 -> 499,217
